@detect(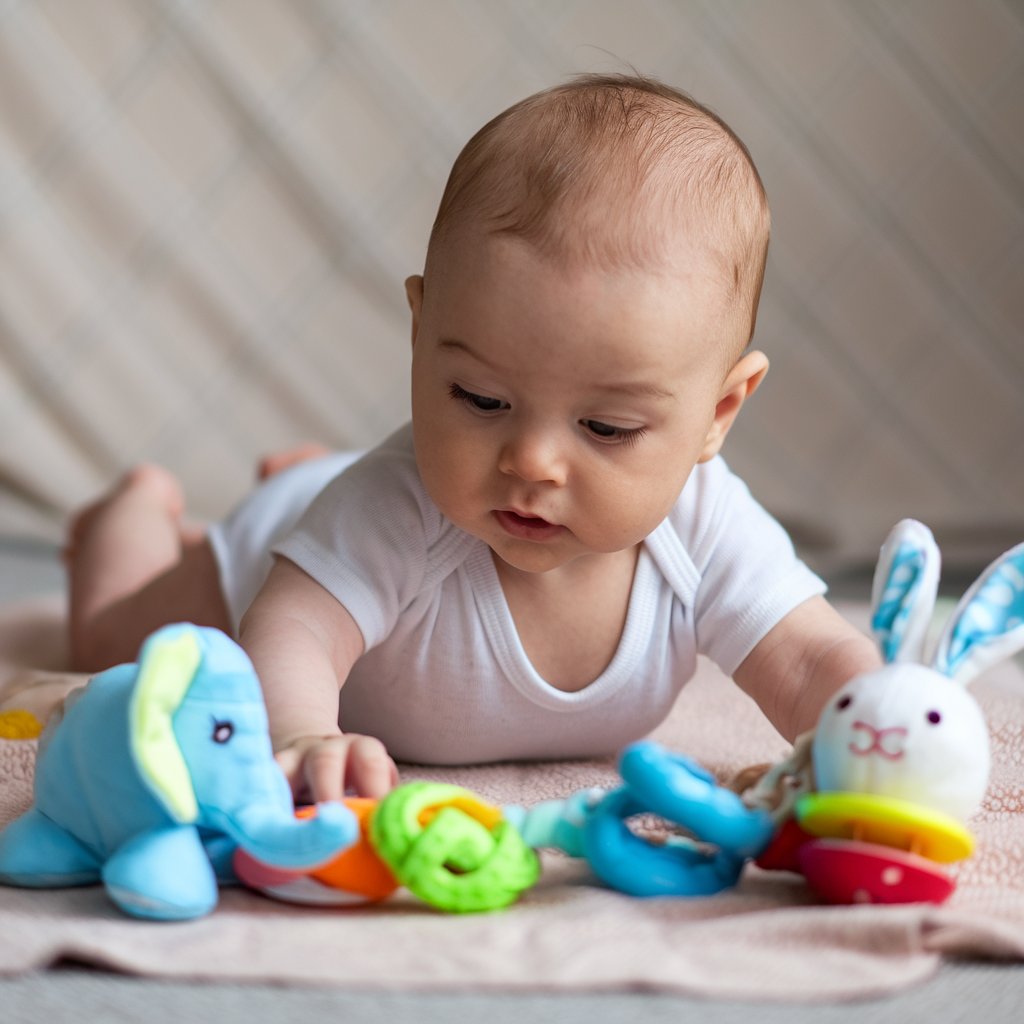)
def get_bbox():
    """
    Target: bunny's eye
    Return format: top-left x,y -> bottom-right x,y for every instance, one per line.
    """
926,710 -> 942,725
836,695 -> 853,712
